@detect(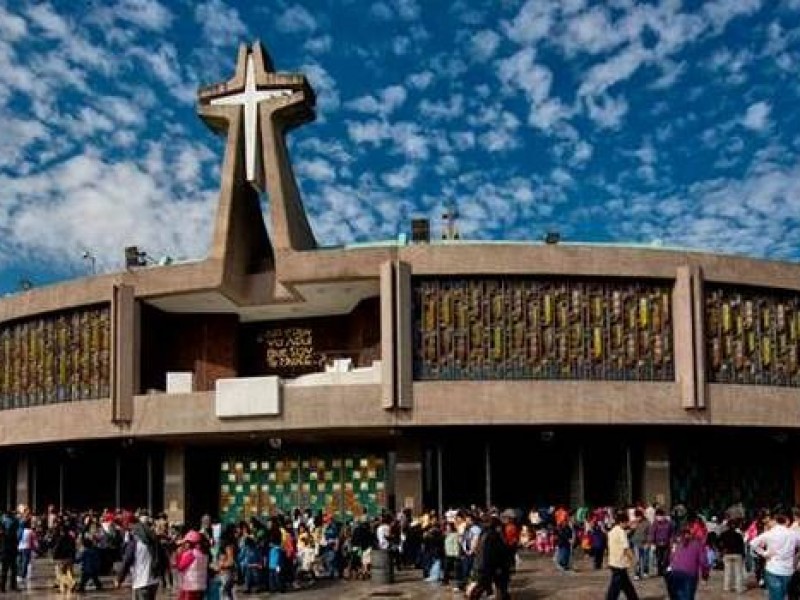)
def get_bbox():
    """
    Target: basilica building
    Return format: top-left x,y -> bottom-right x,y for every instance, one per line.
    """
1,43 -> 799,523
